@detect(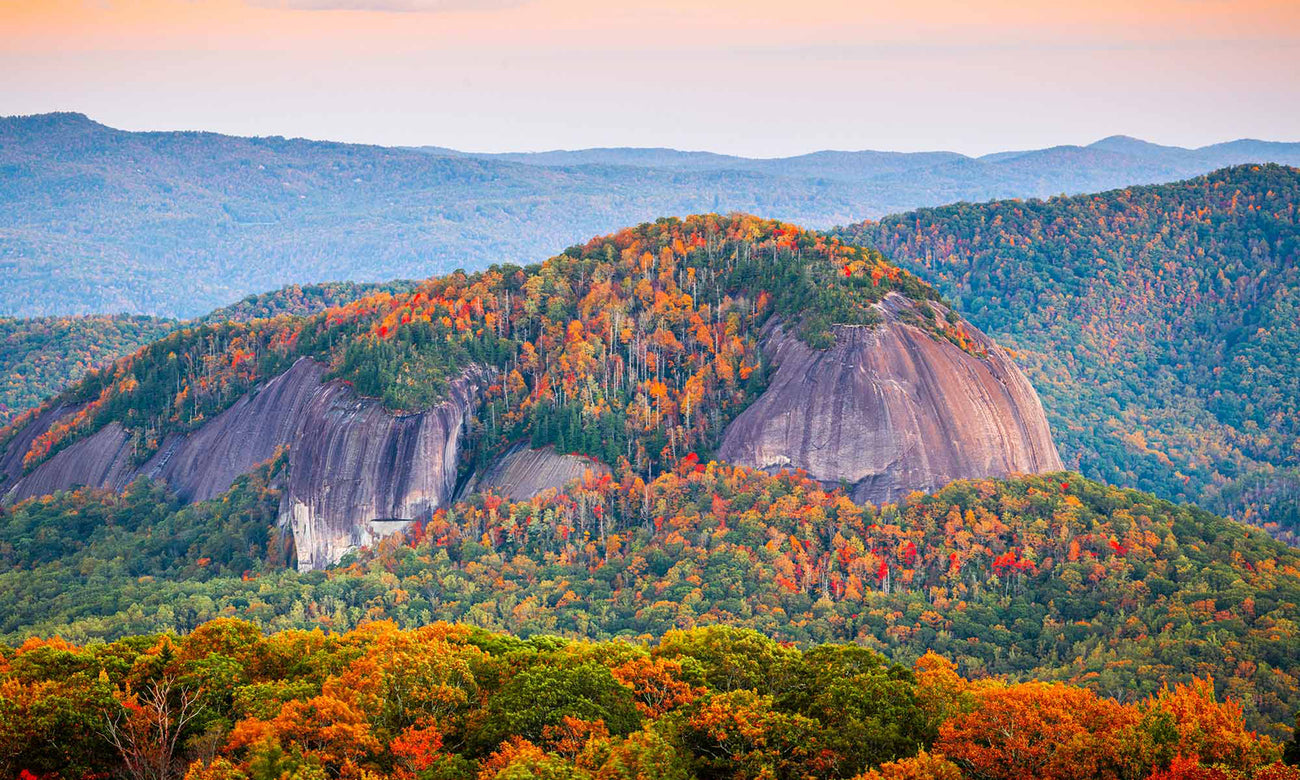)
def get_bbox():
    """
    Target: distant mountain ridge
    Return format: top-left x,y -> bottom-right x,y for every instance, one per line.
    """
423,133 -> 1300,184
4,111 -> 1299,318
